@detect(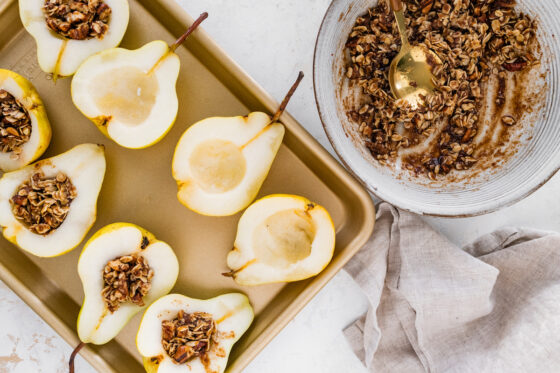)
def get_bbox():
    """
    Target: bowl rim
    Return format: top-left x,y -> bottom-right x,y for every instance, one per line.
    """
312,0 -> 560,218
